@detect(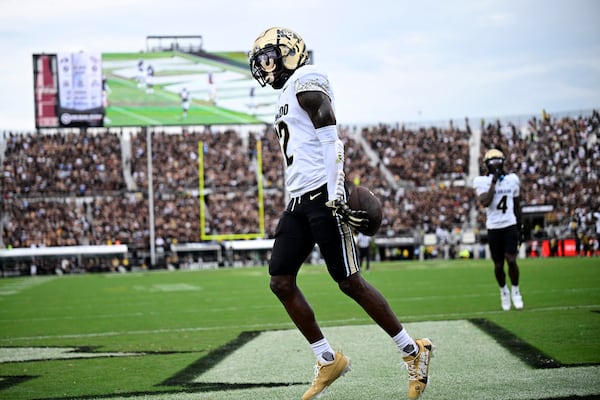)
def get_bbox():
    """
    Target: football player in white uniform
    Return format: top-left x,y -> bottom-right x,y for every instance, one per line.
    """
180,87 -> 190,118
473,149 -> 524,311
250,27 -> 432,400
